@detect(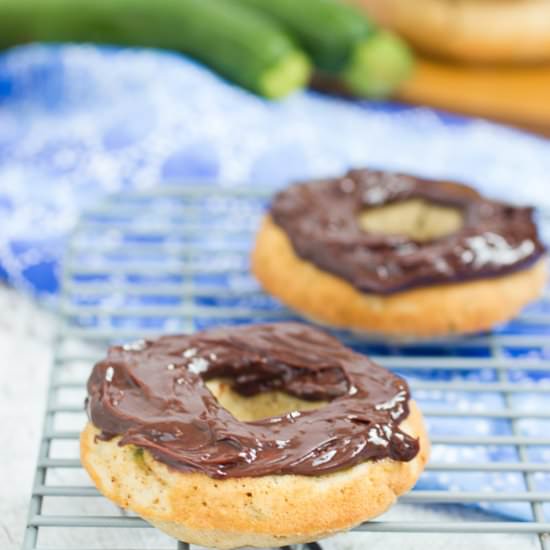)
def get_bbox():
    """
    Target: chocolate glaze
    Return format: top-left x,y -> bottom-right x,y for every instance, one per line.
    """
270,169 -> 546,294
86,323 -> 418,478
